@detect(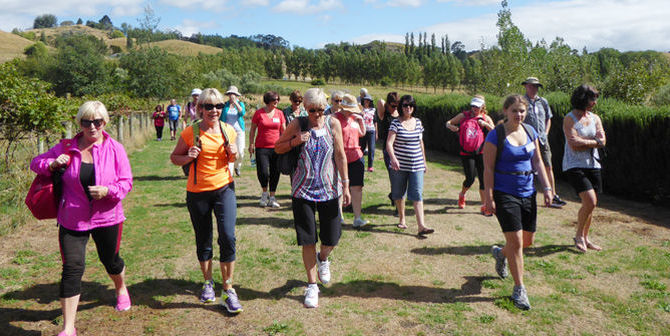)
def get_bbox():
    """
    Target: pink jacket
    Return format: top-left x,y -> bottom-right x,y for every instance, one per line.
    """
30,131 -> 133,231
